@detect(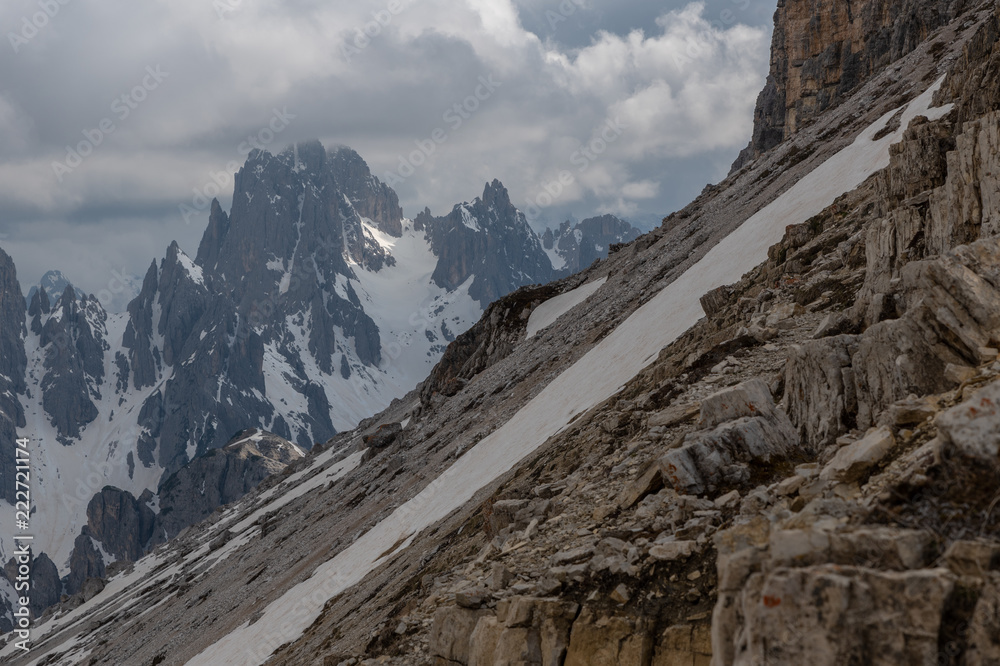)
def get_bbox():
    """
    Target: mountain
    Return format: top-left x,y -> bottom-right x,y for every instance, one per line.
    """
24,270 -> 84,307
10,1 -> 1000,662
0,142 -> 631,623
416,179 -> 554,306
14,2 -> 1000,664
25,269 -> 141,314
731,0 -> 967,170
541,214 -> 641,277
